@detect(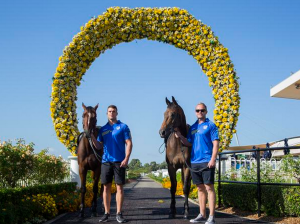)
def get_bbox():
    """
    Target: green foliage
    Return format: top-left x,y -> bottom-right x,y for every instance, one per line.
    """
128,159 -> 142,169
281,154 -> 300,183
221,183 -> 257,211
219,183 -> 300,217
0,139 -> 35,188
222,163 -> 284,183
221,168 -> 238,181
0,140 -> 69,188
0,182 -> 76,224
127,171 -> 140,180
148,173 -> 164,183
31,149 -> 68,185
